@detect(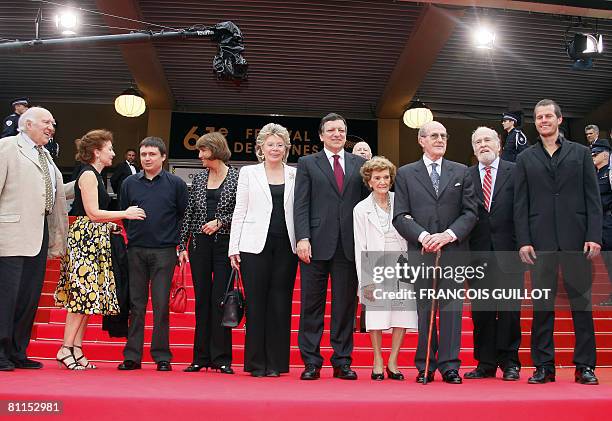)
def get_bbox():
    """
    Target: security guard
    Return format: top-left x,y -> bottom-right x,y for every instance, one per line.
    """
500,111 -> 529,162
592,139 -> 612,306
0,98 -> 29,139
